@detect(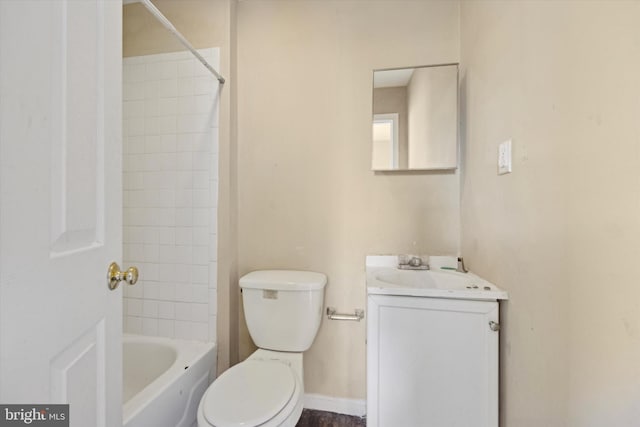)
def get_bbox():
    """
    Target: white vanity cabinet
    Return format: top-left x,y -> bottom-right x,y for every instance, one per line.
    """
366,294 -> 500,427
